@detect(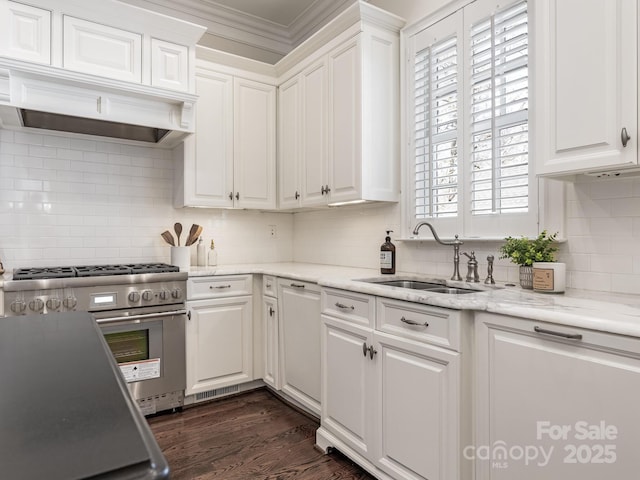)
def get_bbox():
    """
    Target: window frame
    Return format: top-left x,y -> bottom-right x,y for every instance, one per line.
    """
402,0 -> 540,240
